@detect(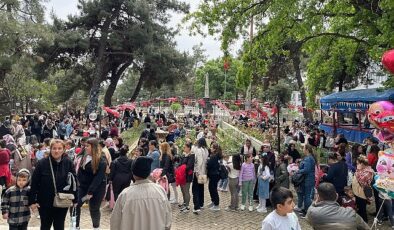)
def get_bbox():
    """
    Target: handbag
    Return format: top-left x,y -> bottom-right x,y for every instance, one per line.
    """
291,172 -> 305,187
197,174 -> 207,184
49,158 -> 74,208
